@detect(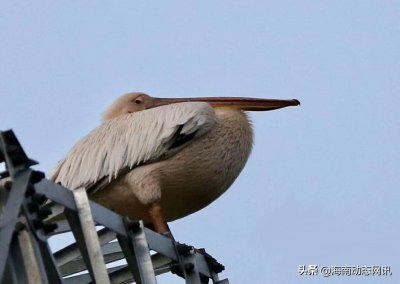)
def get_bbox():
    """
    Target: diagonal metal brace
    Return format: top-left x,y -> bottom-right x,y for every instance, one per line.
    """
0,130 -> 37,178
117,218 -> 157,284
0,170 -> 33,280
65,187 -> 110,284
